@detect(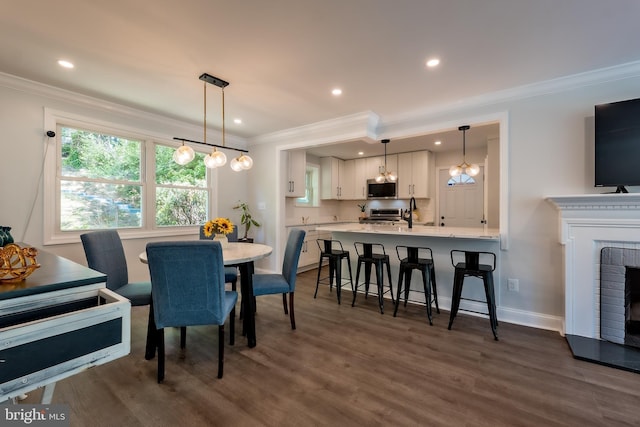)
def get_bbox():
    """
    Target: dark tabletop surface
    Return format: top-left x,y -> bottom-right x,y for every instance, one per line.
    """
0,244 -> 106,300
